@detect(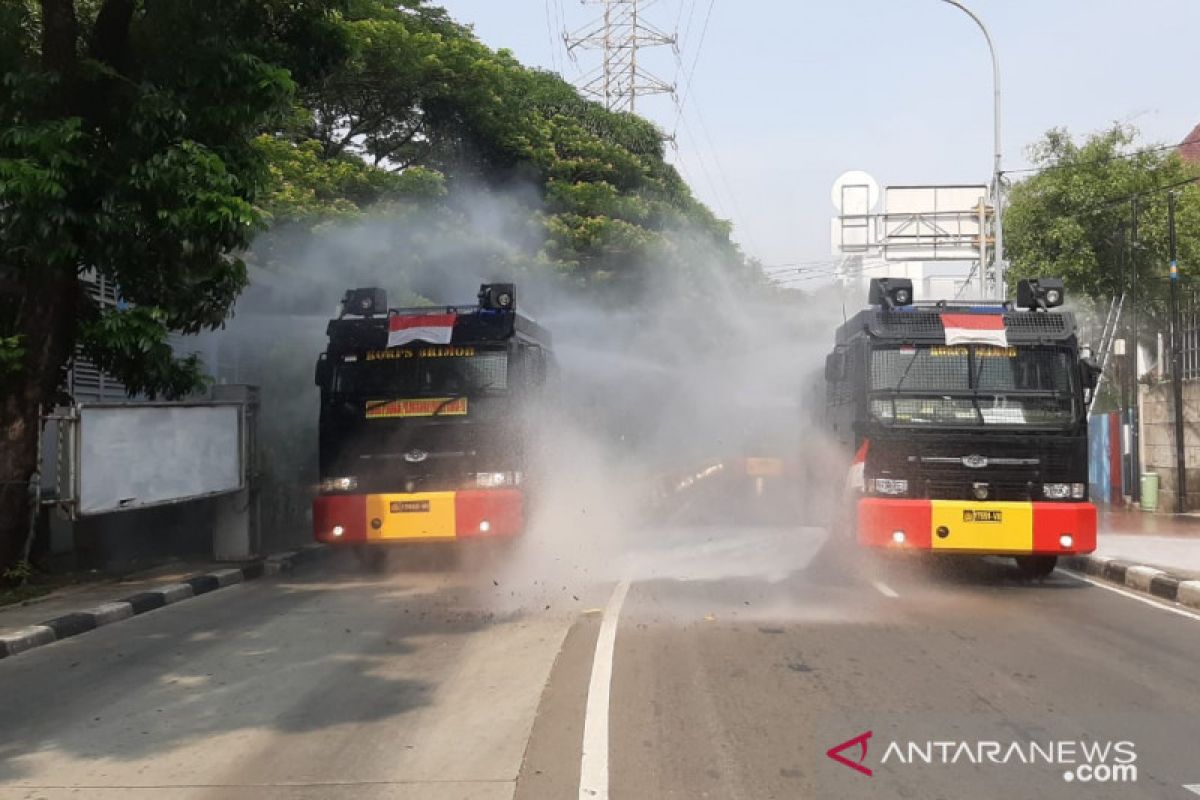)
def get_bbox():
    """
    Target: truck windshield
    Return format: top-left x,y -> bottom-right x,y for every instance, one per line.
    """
869,344 -> 1077,427
333,347 -> 509,396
